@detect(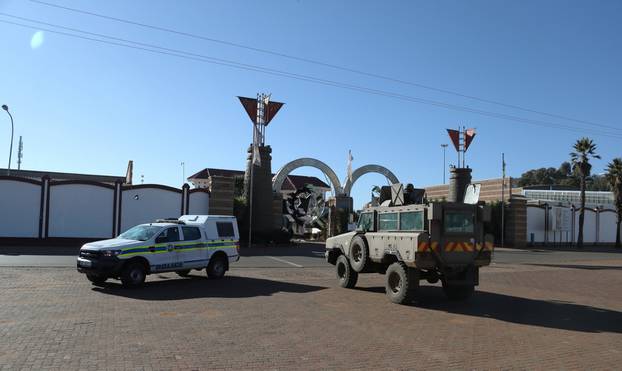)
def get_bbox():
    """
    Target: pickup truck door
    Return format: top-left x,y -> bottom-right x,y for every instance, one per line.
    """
151,227 -> 181,272
176,226 -> 208,269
